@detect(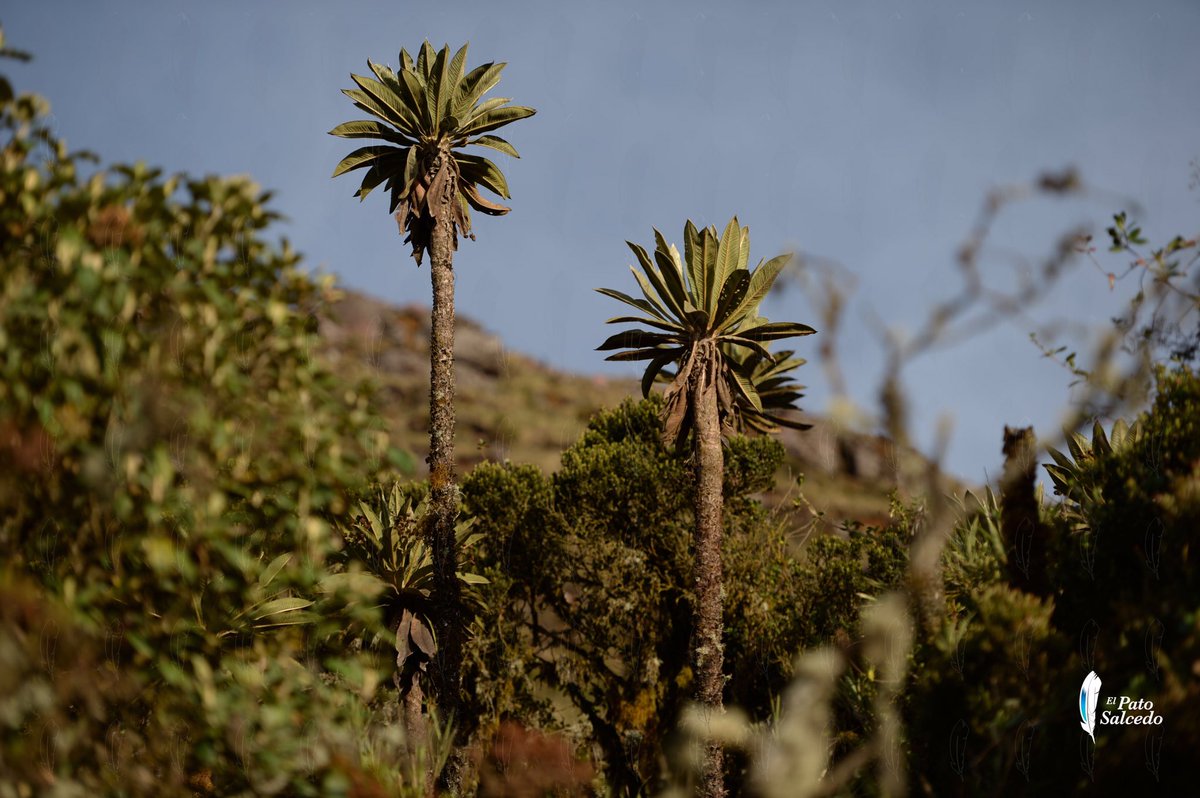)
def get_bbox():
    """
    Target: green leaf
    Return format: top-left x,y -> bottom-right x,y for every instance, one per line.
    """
760,390 -> 803,406
398,69 -> 431,130
367,58 -> 396,83
458,105 -> 536,137
627,263 -> 678,322
255,610 -> 319,628
605,347 -> 685,362
365,60 -> 423,133
767,414 -> 813,431
714,218 -> 743,300
445,43 -> 469,113
417,40 -> 435,80
652,232 -> 691,313
629,243 -> 690,323
1110,418 -> 1129,449
342,87 -> 417,138
455,62 -> 505,119
328,119 -> 416,147
604,315 -> 684,334
642,351 -> 681,397
712,270 -> 751,329
1043,463 -> 1072,492
755,376 -> 796,393
729,368 -> 763,412
596,329 -> 680,351
759,356 -> 806,378
332,145 -> 398,178
461,96 -> 511,126
717,333 -> 773,361
429,44 -> 451,124
1045,446 -> 1074,470
1066,431 -> 1091,463
684,220 -> 704,299
469,135 -> 520,158
259,553 -> 291,588
684,308 -> 711,331
355,152 -> 405,201
594,287 -> 669,321
350,74 -> 419,134
402,145 -> 418,191
726,253 -> 791,324
735,320 -> 817,341
457,153 -> 511,198
700,225 -> 720,313
359,502 -> 384,543
1091,420 -> 1111,457
252,596 -> 314,620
